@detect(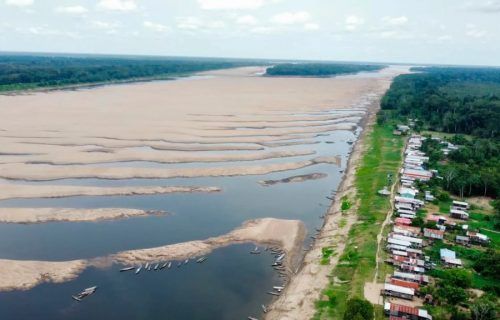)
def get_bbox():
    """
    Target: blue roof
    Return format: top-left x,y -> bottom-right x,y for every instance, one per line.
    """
440,248 -> 456,259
